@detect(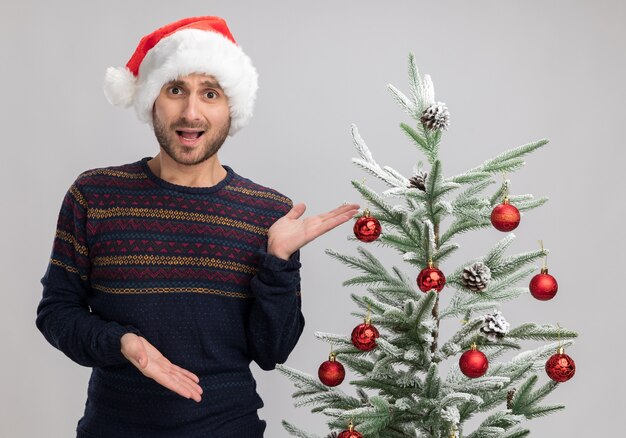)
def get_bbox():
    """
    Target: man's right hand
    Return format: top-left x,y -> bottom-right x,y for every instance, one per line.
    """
120,333 -> 203,403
